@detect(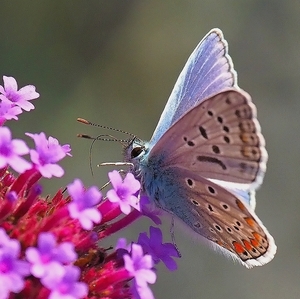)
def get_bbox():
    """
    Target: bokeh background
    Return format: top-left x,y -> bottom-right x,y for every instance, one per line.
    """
1,1 -> 299,298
